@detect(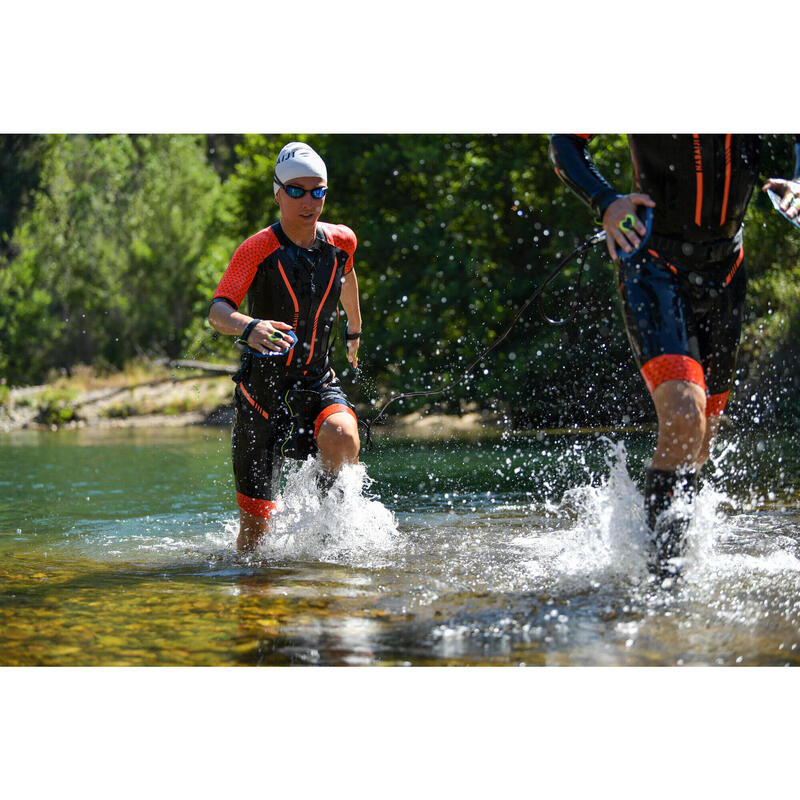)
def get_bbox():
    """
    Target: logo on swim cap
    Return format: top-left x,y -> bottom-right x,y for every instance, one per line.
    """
276,147 -> 303,165
274,141 -> 327,196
